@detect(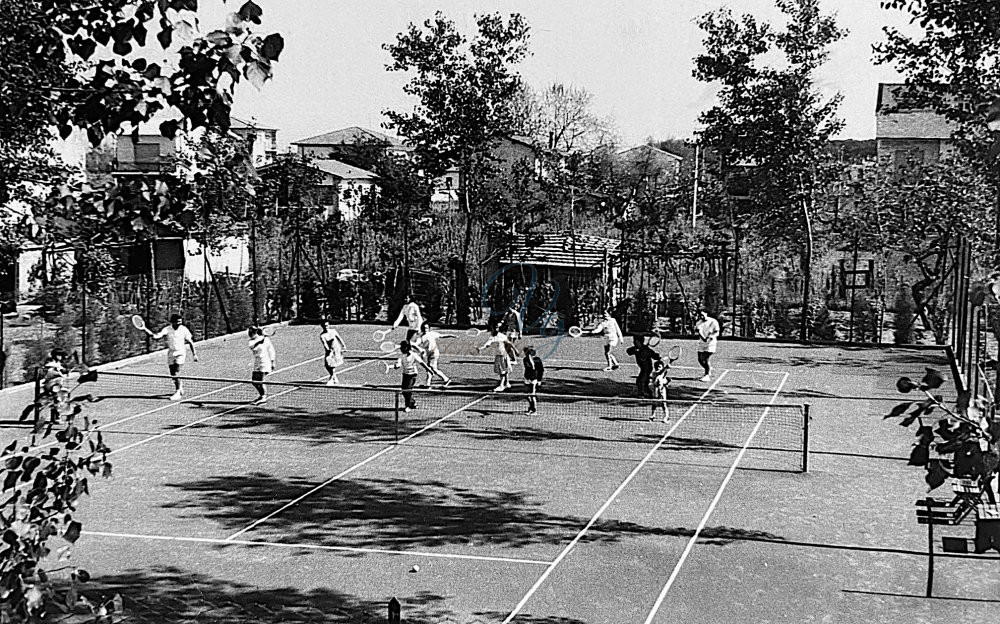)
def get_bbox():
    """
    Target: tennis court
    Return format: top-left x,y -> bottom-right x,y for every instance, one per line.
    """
1,323 -> 995,623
